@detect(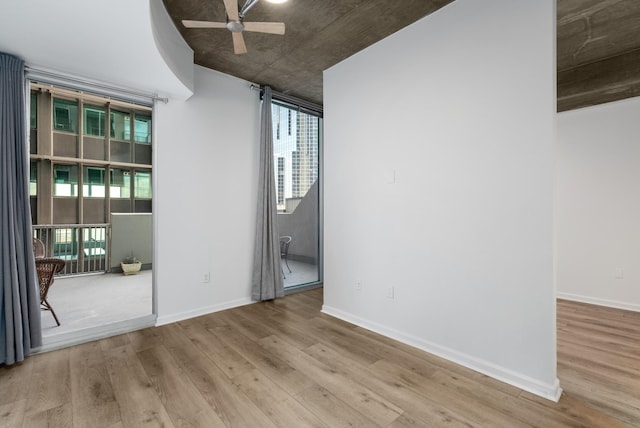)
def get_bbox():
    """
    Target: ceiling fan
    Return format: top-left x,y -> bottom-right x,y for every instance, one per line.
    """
182,0 -> 286,55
